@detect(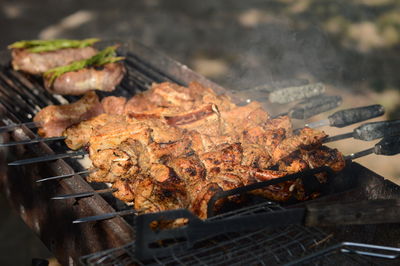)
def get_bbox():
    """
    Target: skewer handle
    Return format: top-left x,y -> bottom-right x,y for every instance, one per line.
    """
269,83 -> 325,104
328,104 -> 384,128
346,136 -> 400,160
323,119 -> 400,143
354,119 -> 400,141
250,79 -> 309,92
374,136 -> 400,156
290,95 -> 342,120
